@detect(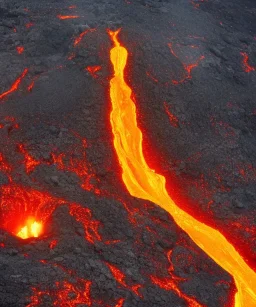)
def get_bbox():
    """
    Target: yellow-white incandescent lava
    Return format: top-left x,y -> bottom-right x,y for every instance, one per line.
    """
17,218 -> 42,239
108,29 -> 256,307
